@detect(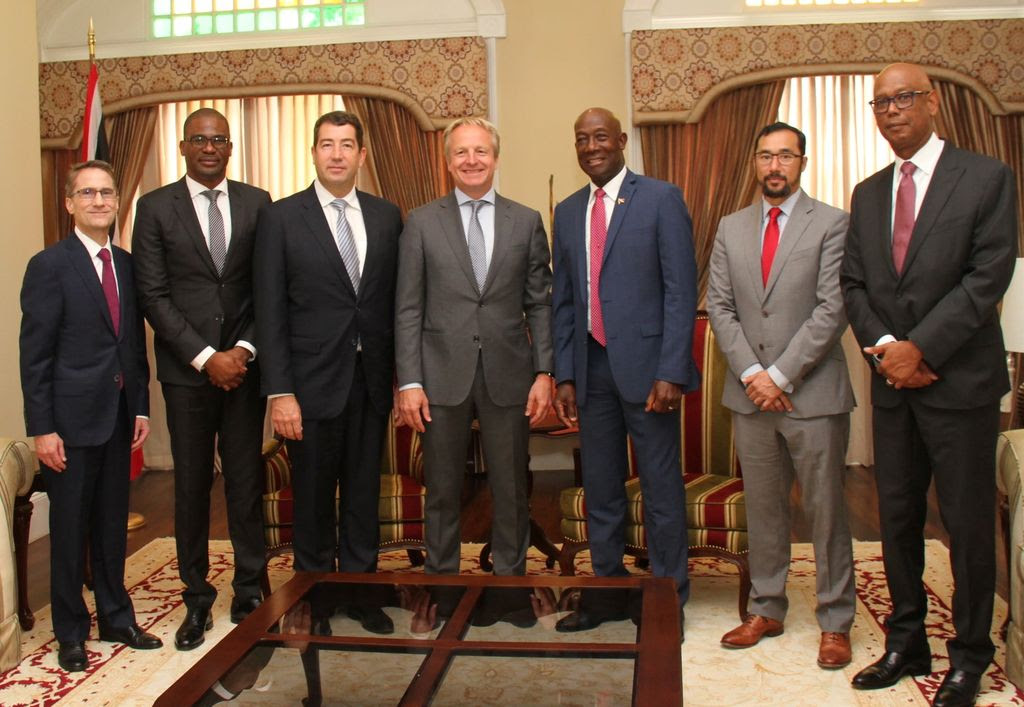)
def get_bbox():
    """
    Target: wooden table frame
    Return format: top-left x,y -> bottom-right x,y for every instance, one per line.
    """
156,572 -> 681,706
